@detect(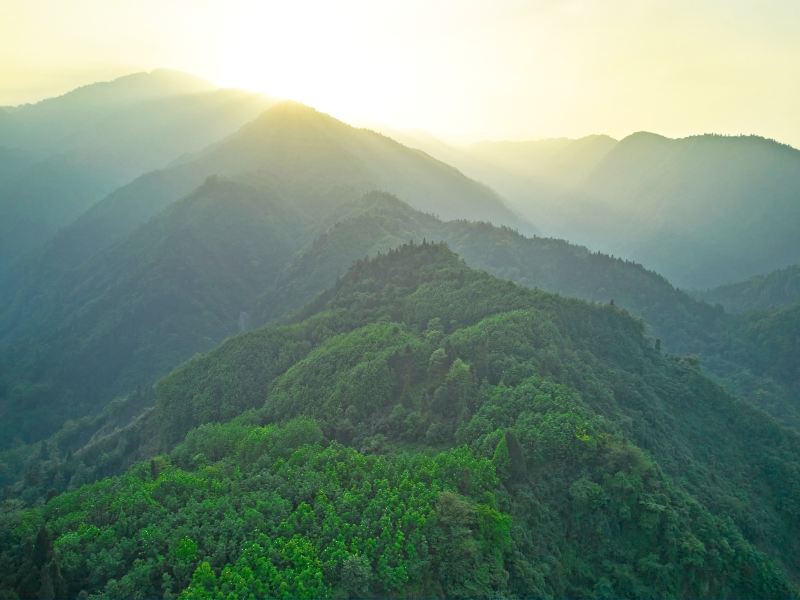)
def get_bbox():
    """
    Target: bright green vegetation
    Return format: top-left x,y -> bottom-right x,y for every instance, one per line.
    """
3,72 -> 800,600
0,95 -> 526,447
2,190 -> 797,458
2,244 -> 799,598
1,418 -> 512,599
